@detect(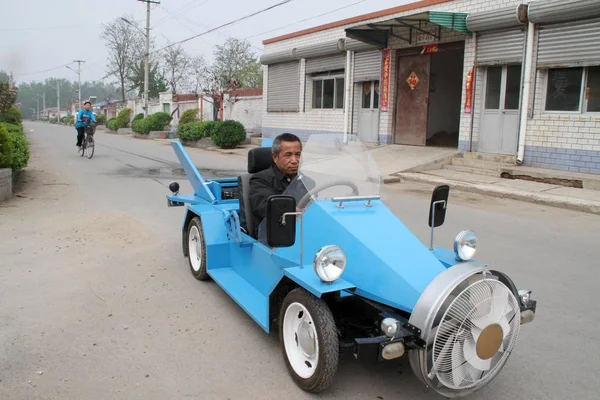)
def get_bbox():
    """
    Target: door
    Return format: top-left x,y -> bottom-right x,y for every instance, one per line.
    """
394,55 -> 431,146
358,80 -> 380,142
480,65 -> 522,155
